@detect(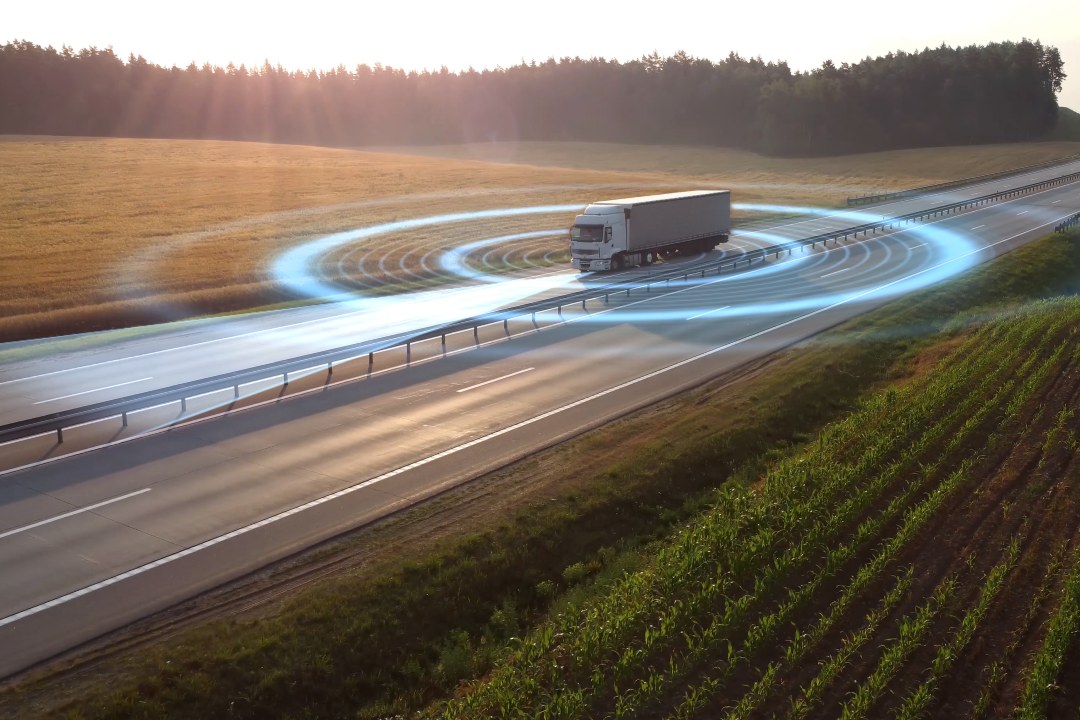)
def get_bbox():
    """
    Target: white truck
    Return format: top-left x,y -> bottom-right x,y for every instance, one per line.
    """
569,190 -> 731,272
